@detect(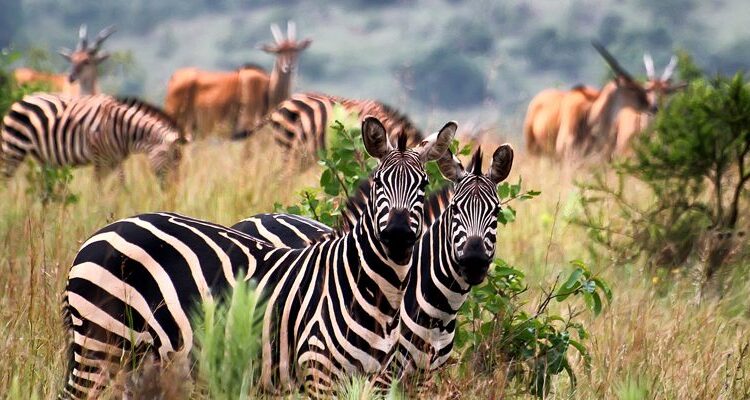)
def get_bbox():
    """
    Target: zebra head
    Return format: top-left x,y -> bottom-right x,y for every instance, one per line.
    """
362,116 -> 456,264
437,144 -> 514,285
